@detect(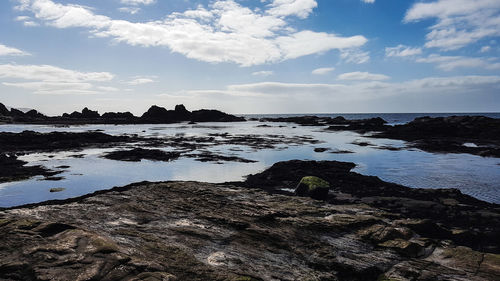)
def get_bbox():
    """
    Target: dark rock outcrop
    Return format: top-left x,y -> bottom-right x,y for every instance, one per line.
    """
103,148 -> 181,162
0,154 -> 61,183
140,105 -> 245,123
0,103 -> 10,116
374,115 -> 500,157
0,131 -> 133,153
191,109 -> 245,122
0,102 -> 245,124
